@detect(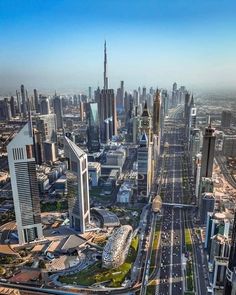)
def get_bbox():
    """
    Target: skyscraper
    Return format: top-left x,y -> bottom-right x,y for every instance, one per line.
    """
161,90 -> 169,117
190,128 -> 201,166
224,211 -> 236,294
152,90 -> 161,135
87,102 -> 100,152
142,87 -> 147,103
221,110 -> 232,128
20,84 -> 27,118
33,128 -> 44,164
200,192 -> 215,225
7,122 -> 43,244
40,96 -> 50,115
140,101 -> 152,143
98,42 -> 117,143
16,90 -> 21,114
34,89 -> 40,113
133,89 -> 140,106
99,89 -> 117,143
53,95 -> 63,129
152,90 -> 161,161
223,135 -> 236,157
200,124 -> 216,178
0,98 -> 12,121
35,114 -> 57,143
88,86 -> 92,101
184,92 -> 191,130
64,136 -> 90,233
172,82 -> 178,106
94,87 -> 100,104
10,96 -> 16,118
187,95 -> 197,149
189,96 -> 197,130
79,101 -> 84,121
137,132 -> 152,201
104,40 -> 108,90
116,81 -> 124,111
